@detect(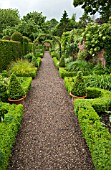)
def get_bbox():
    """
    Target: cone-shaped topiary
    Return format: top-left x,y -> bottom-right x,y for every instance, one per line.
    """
71,71 -> 87,97
8,73 -> 25,100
